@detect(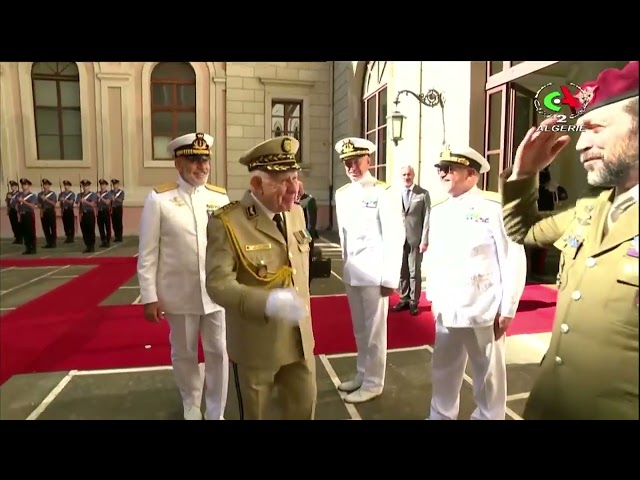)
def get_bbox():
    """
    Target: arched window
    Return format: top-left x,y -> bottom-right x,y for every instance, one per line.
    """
150,62 -> 196,159
31,62 -> 83,160
362,61 -> 389,181
271,101 -> 303,163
